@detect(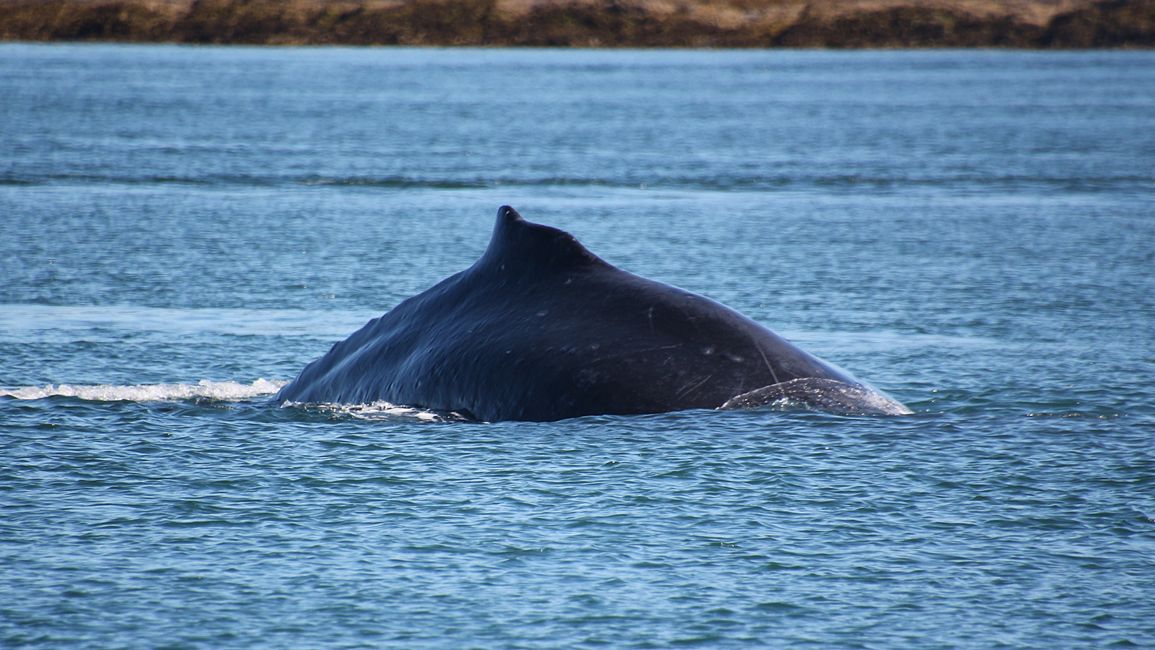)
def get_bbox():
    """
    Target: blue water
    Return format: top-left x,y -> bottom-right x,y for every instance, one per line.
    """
2,44 -> 1154,647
